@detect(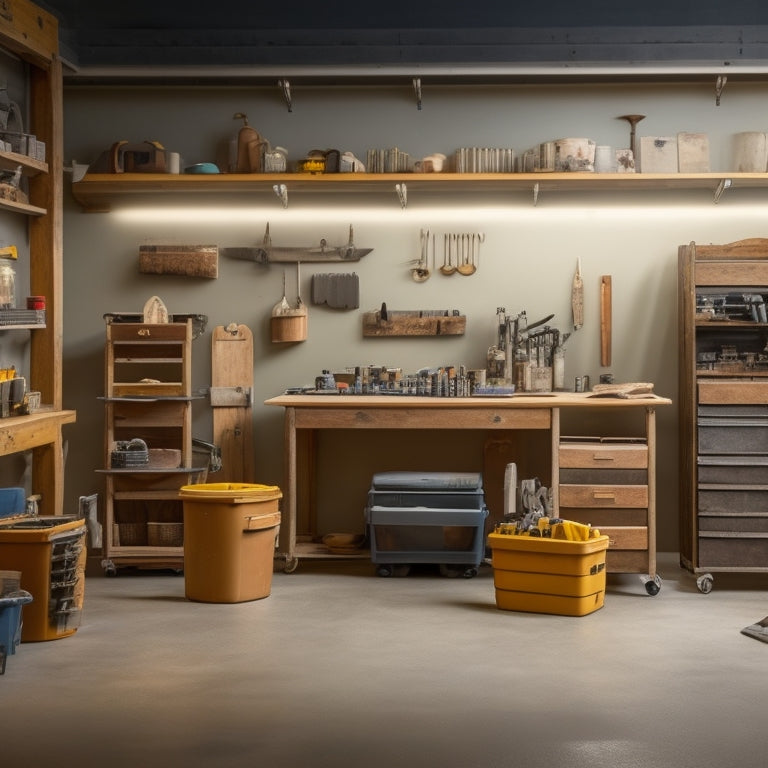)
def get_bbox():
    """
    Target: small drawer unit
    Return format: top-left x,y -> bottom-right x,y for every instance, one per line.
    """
365,471 -> 489,578
558,437 -> 656,590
